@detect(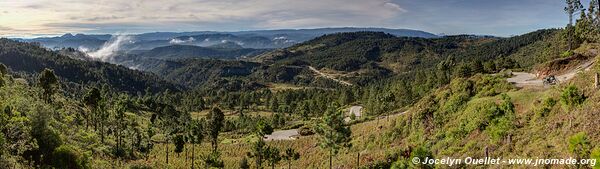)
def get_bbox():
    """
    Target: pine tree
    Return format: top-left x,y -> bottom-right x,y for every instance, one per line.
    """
592,0 -> 600,26
189,119 -> 204,168
270,97 -> 279,112
83,87 -> 101,130
250,139 -> 267,169
265,146 -> 281,169
282,148 -> 300,169
30,106 -> 62,166
0,63 -> 7,75
140,123 -> 155,161
174,134 -> 185,157
565,0 -> 584,50
113,95 -> 128,158
249,121 -> 273,169
38,69 -> 59,103
339,89 -> 354,106
315,104 -> 352,169
208,107 -> 224,152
